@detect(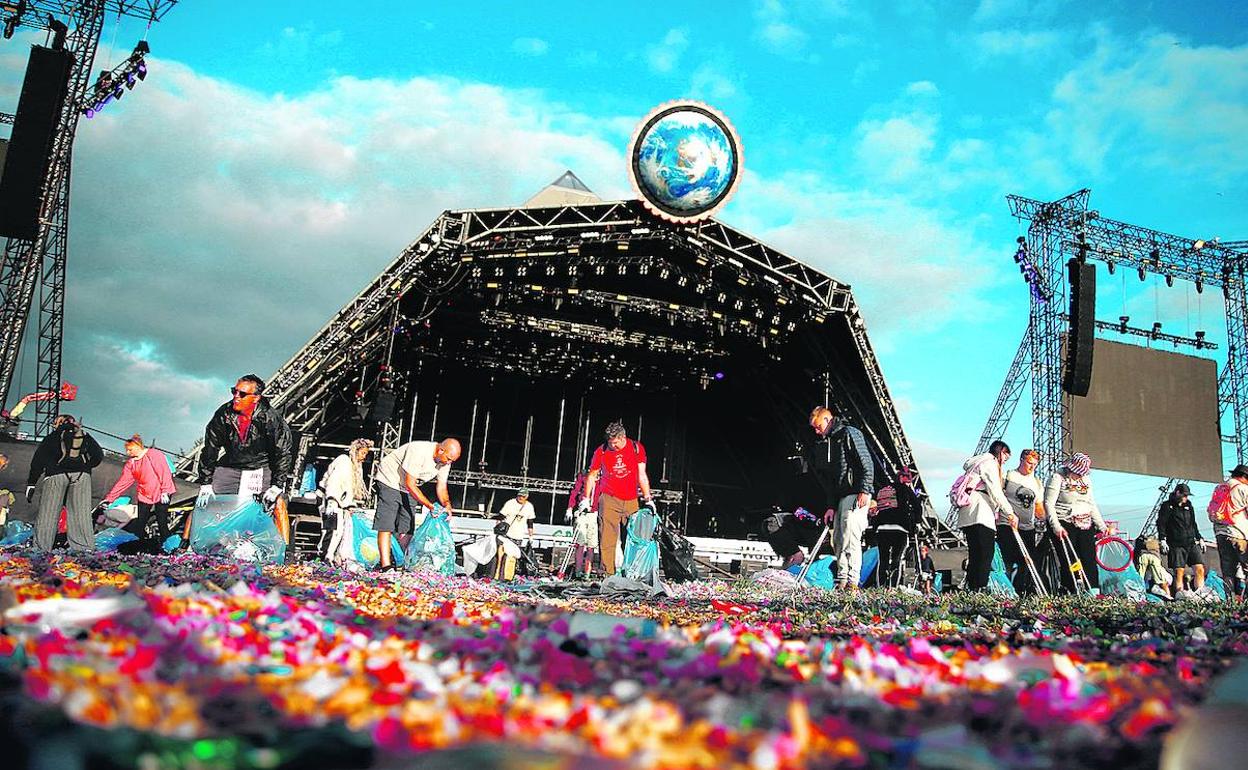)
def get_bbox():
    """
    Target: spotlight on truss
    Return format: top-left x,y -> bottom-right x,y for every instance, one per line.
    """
80,39 -> 150,119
